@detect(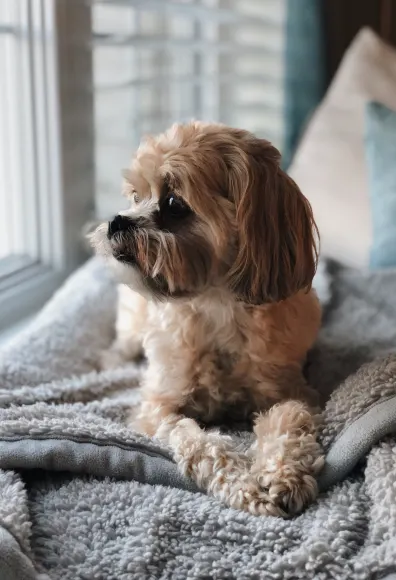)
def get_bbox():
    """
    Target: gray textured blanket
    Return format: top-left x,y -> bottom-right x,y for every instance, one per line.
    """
1,258 -> 396,580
